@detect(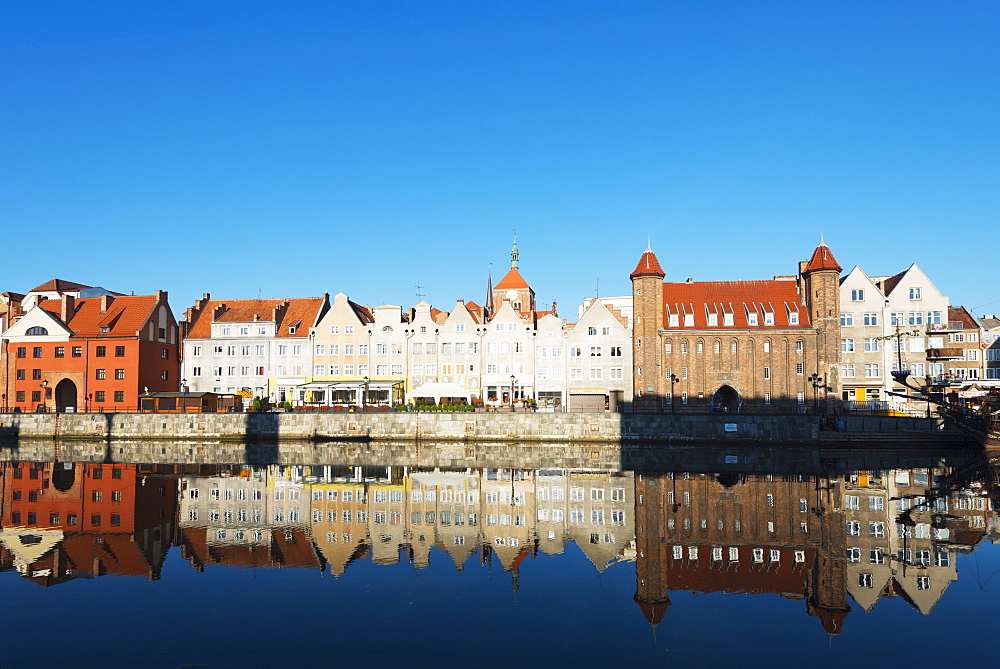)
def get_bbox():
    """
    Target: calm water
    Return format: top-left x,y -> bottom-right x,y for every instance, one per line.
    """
2,445 -> 999,668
